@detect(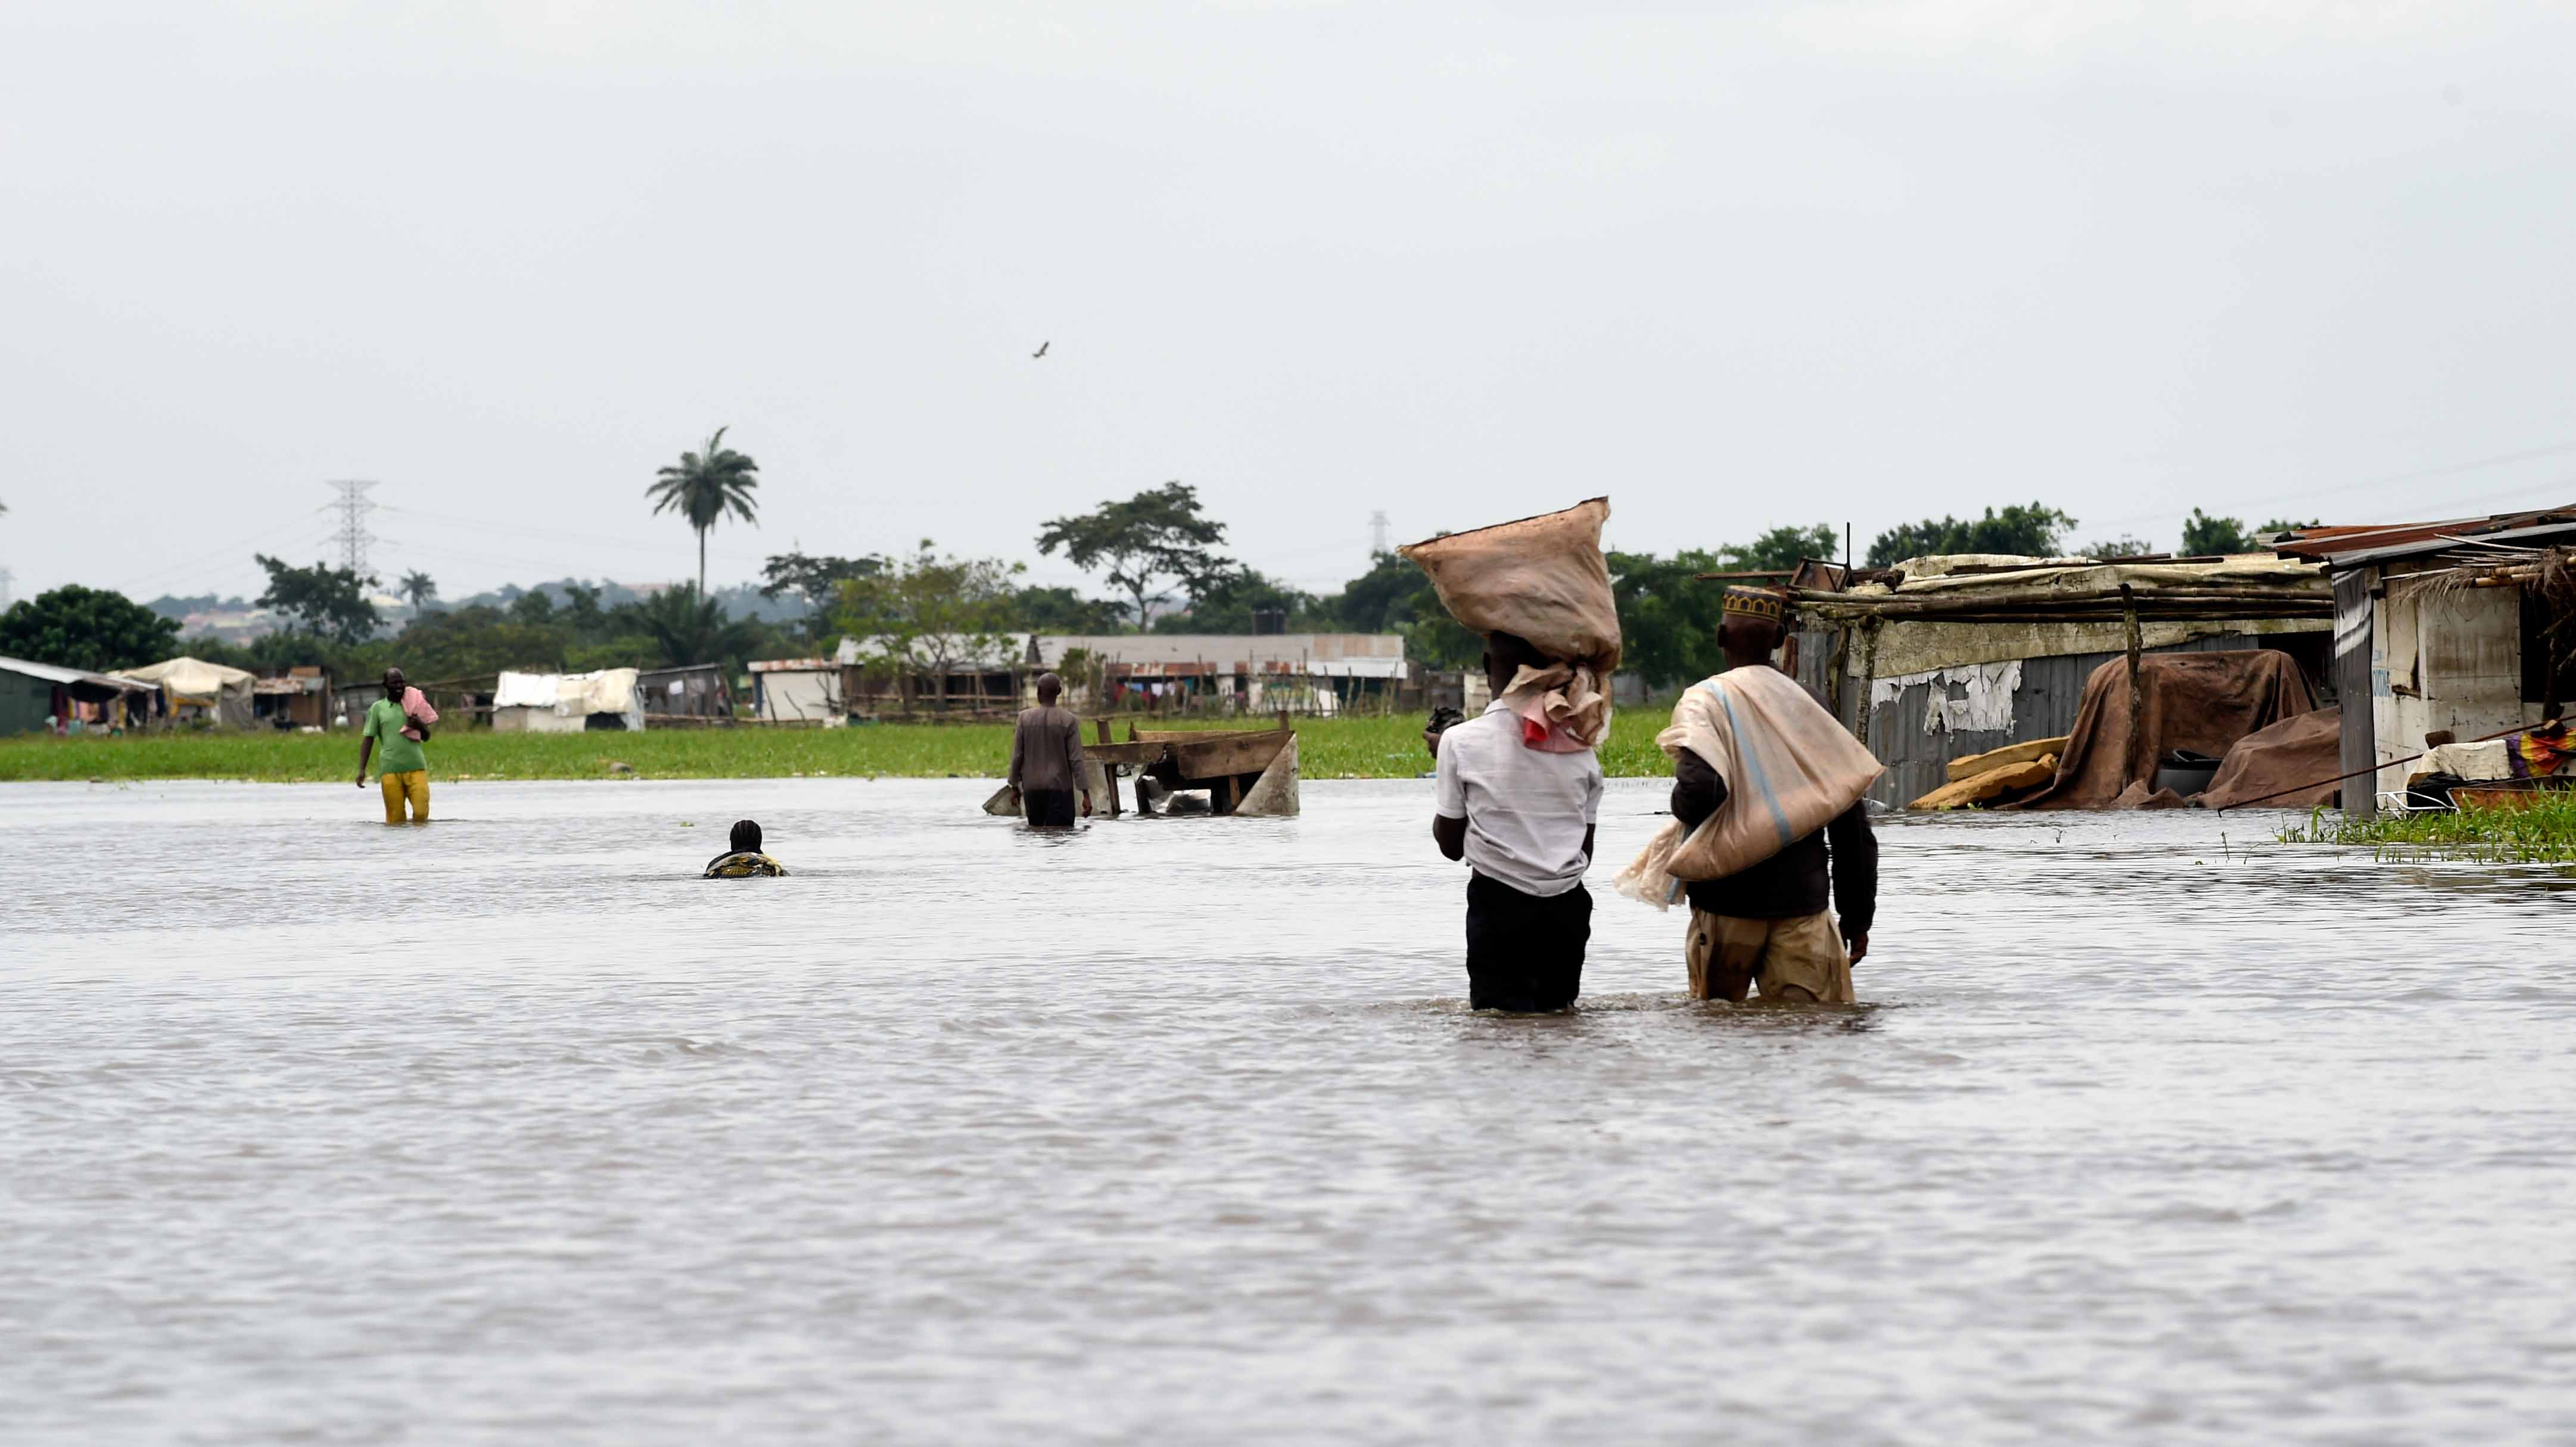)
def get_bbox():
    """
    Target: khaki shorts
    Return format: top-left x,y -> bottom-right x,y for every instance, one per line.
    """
1686,908 -> 1852,1003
